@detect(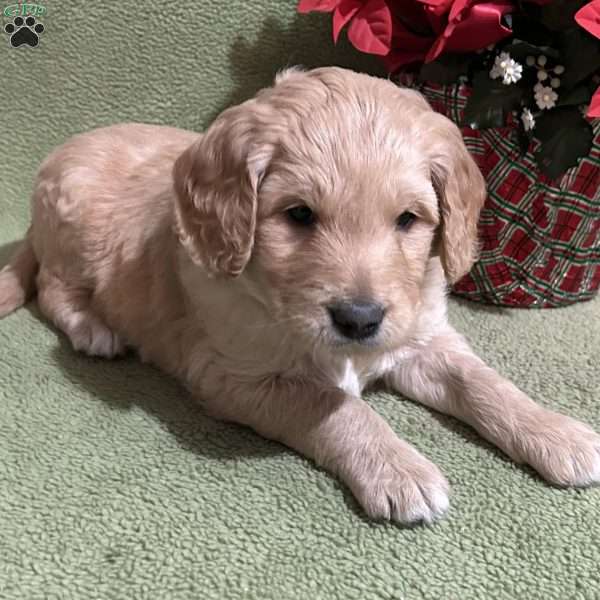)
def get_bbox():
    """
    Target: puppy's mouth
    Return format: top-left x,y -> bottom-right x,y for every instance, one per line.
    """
329,333 -> 381,350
